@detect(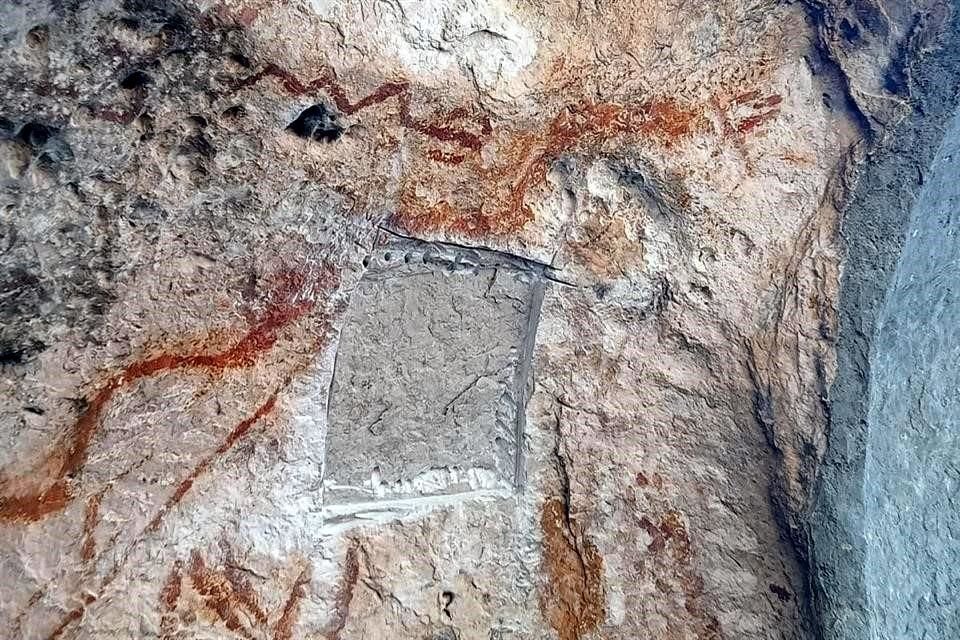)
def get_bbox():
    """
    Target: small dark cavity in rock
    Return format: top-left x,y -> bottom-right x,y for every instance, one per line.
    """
13,121 -> 73,164
839,18 -> 861,44
17,122 -> 54,147
26,25 -> 49,48
228,52 -> 251,68
0,339 -> 47,367
287,103 -> 344,143
180,134 -> 215,158
221,105 -> 246,119
38,142 -> 74,165
120,70 -> 152,90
